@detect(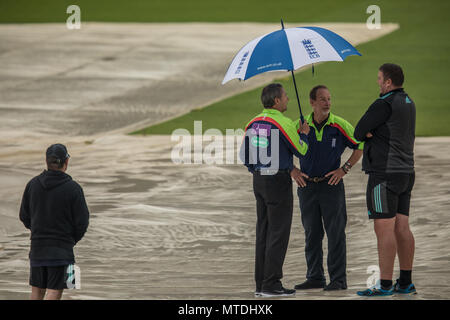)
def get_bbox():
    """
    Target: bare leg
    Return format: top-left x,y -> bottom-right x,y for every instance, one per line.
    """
374,217 -> 397,281
31,286 -> 46,300
395,214 -> 415,270
45,289 -> 64,300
